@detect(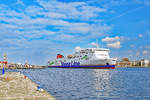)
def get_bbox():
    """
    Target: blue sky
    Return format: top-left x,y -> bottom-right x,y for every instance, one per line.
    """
0,0 -> 150,65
